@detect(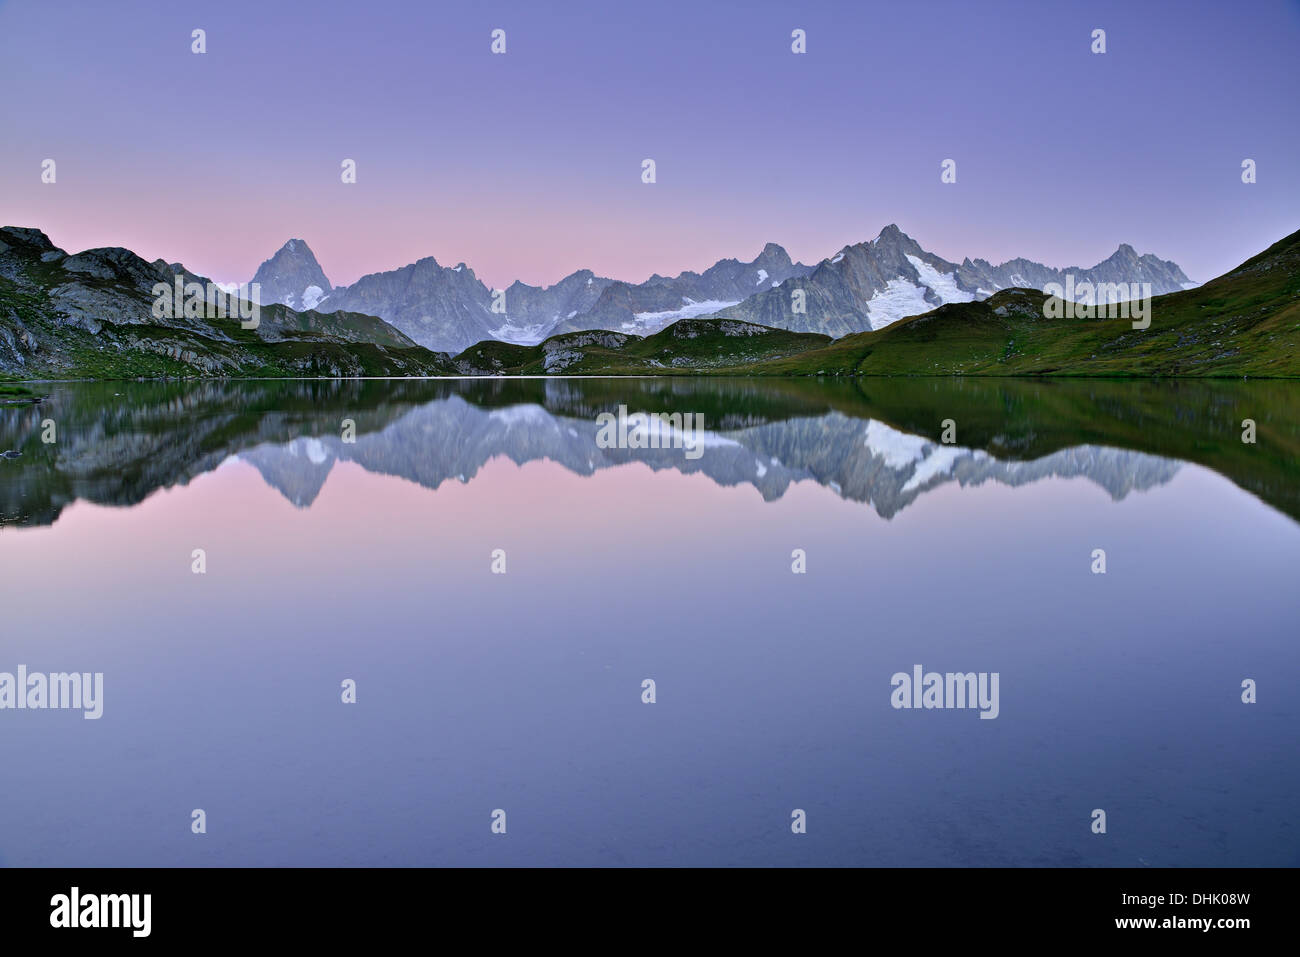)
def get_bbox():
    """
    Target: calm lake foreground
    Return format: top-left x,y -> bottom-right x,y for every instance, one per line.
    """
1,376 -> 1297,867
